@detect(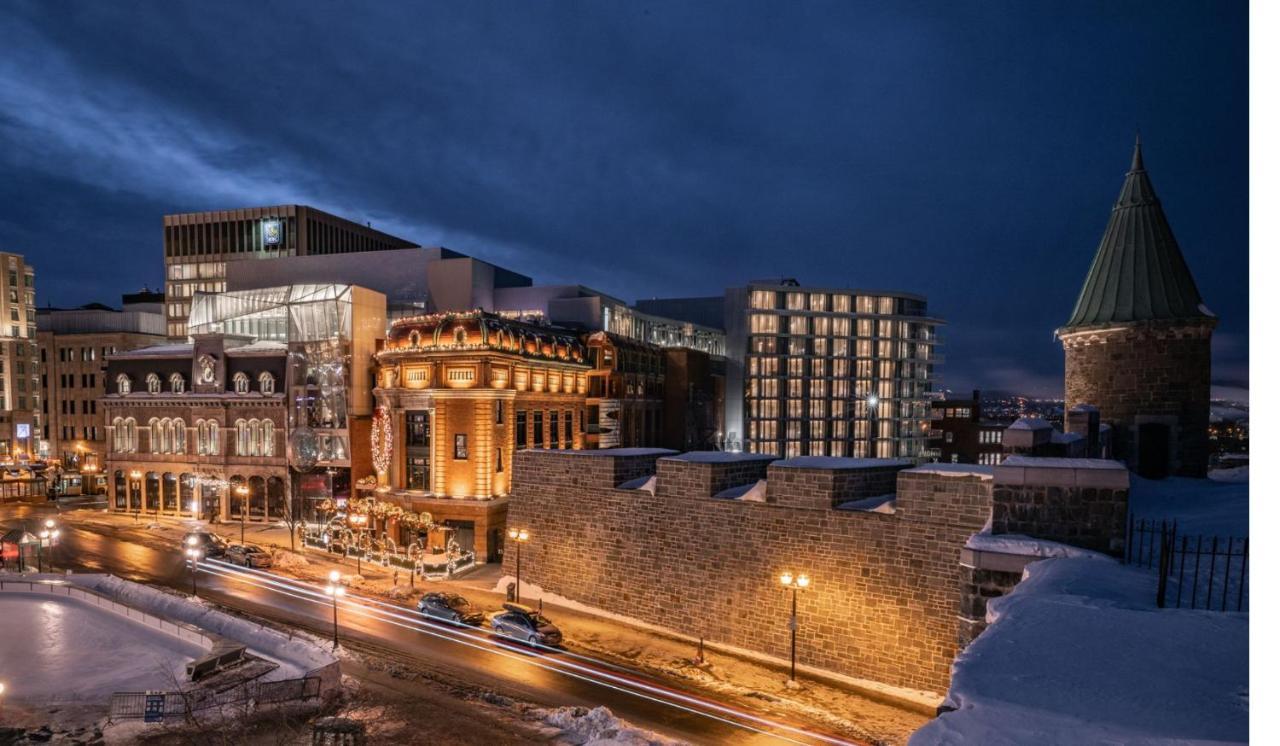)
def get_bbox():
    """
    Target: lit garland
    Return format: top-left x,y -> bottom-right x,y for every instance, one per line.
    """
371,405 -> 392,475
